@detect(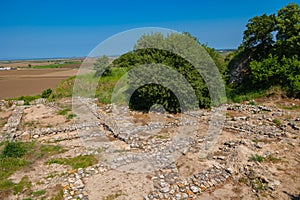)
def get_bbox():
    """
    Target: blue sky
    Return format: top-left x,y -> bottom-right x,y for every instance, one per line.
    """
0,0 -> 298,59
